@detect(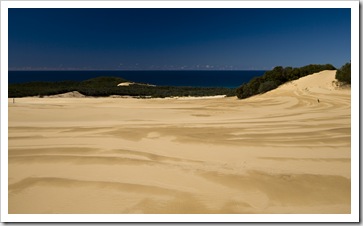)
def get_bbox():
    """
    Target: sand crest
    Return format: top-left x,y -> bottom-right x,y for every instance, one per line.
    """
8,70 -> 351,214
42,91 -> 85,98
